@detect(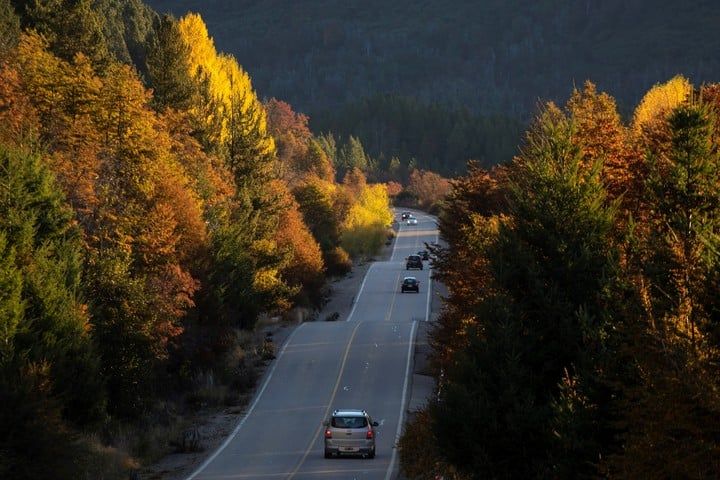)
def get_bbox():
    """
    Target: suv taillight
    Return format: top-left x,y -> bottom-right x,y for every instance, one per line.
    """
325,429 -> 332,439
366,429 -> 373,439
